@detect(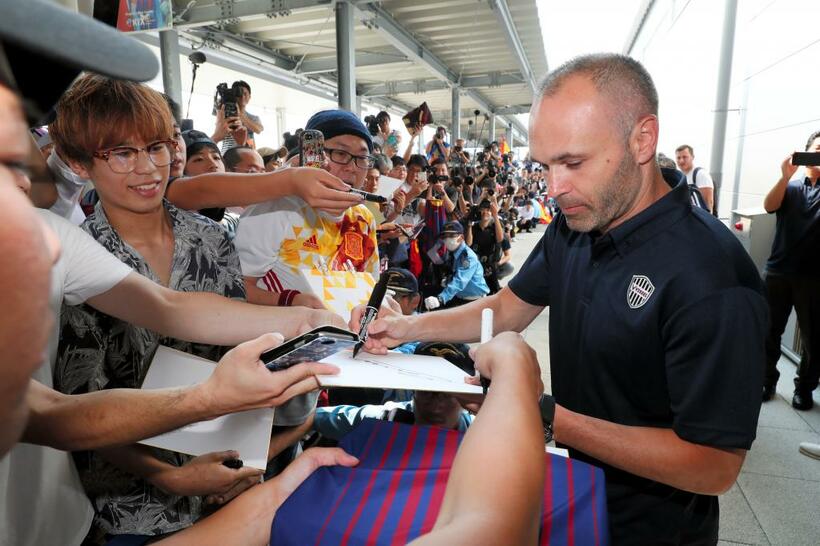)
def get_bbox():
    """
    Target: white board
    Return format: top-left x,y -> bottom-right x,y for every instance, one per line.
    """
318,349 -> 483,394
139,346 -> 274,470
